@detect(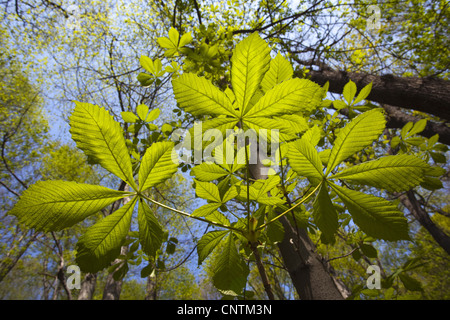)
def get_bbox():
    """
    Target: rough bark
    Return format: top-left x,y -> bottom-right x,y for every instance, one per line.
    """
78,273 -> 97,300
305,67 -> 450,121
145,274 -> 157,300
102,246 -> 128,300
249,159 -> 350,300
382,104 -> 450,145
